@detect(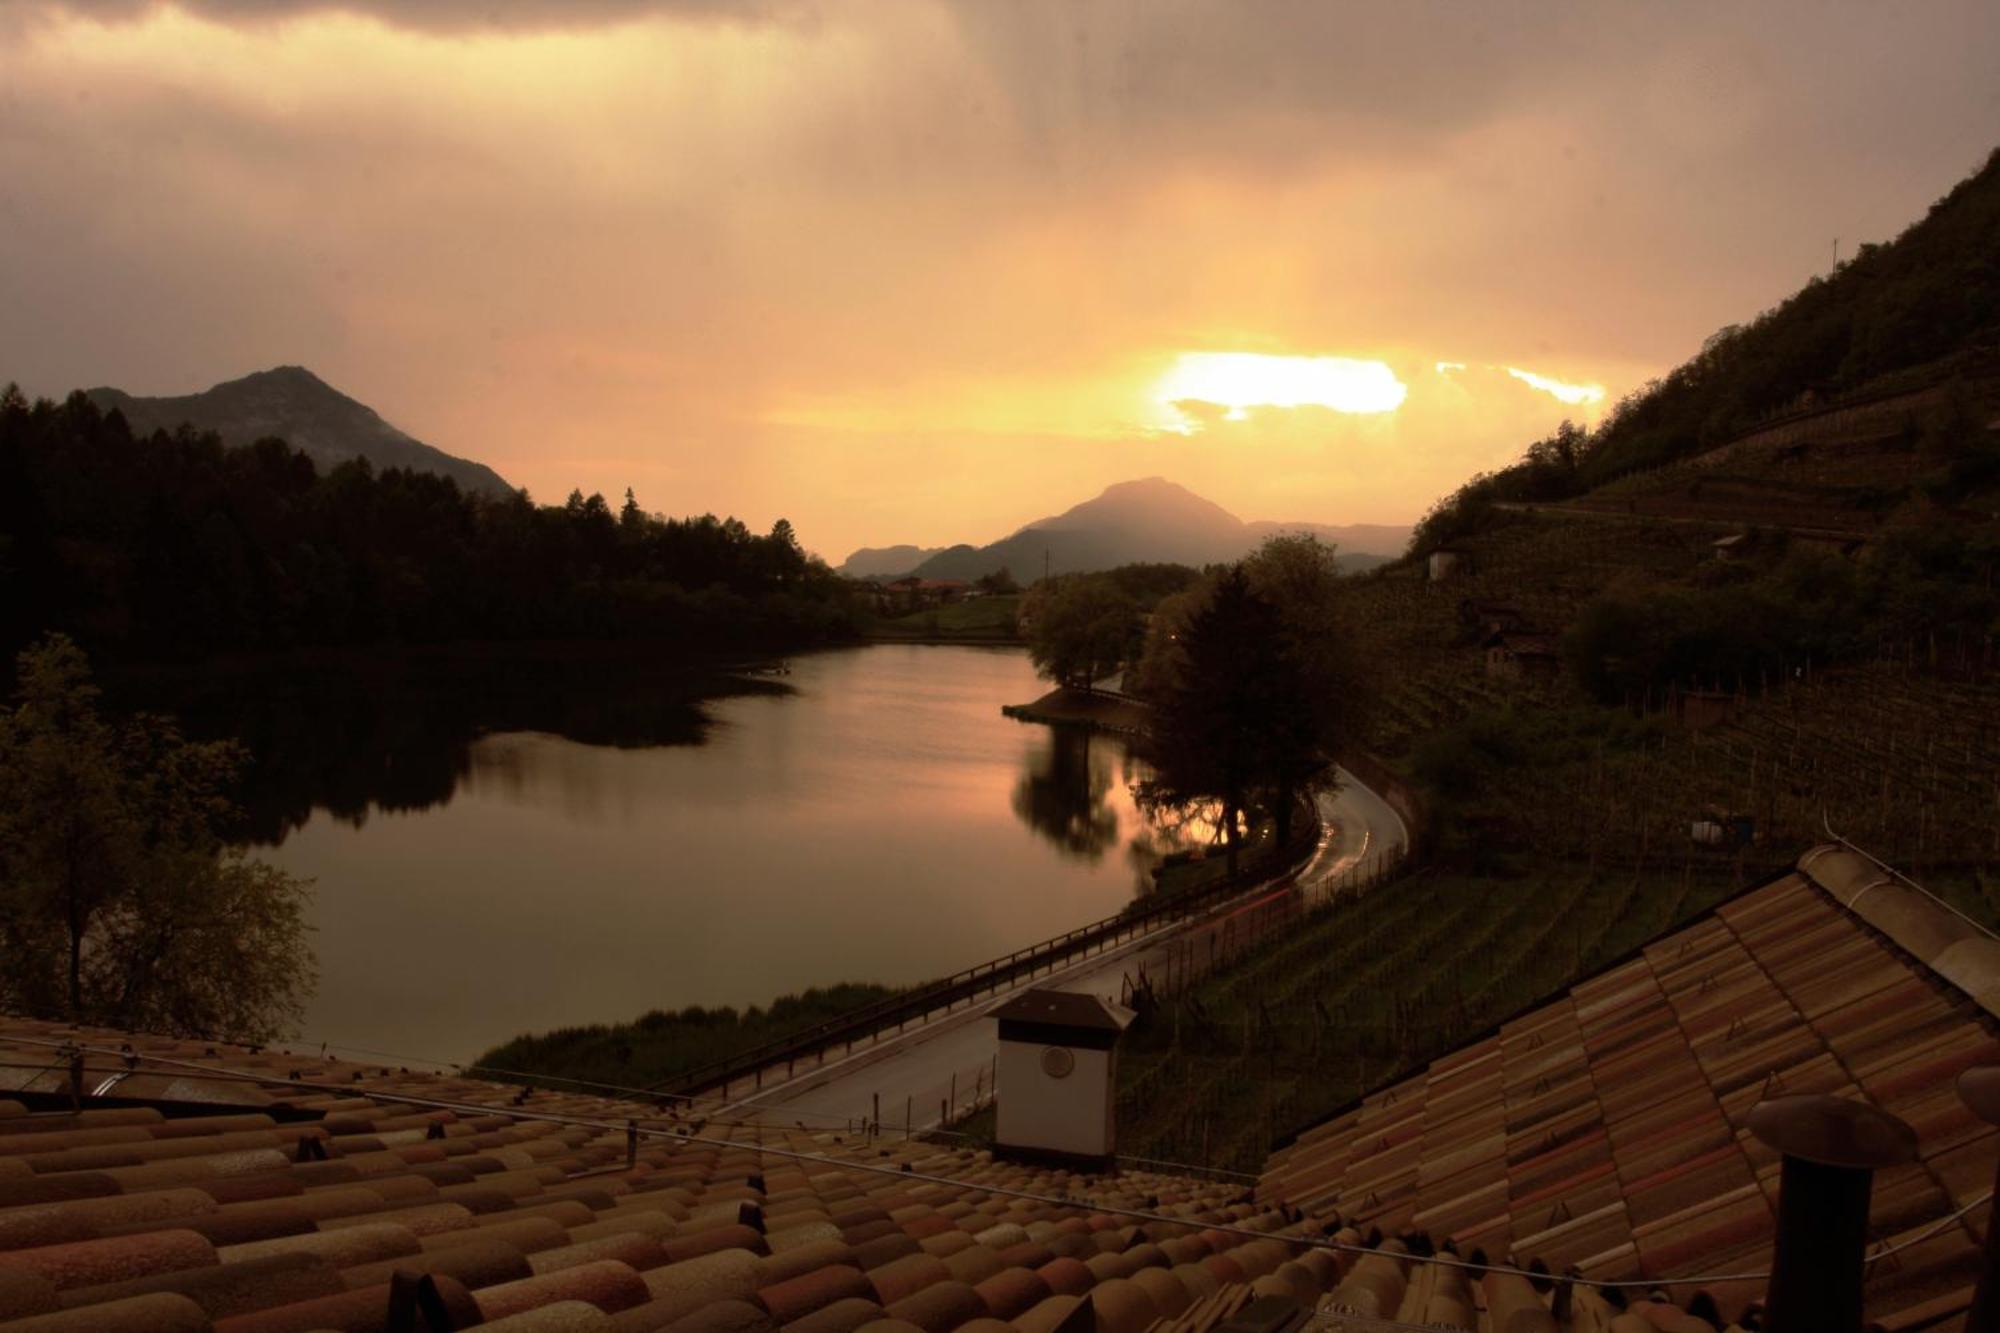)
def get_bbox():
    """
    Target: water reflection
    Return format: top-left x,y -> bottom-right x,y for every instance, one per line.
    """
103,644 -> 1198,1059
1010,724 -> 1122,863
110,647 -> 783,844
